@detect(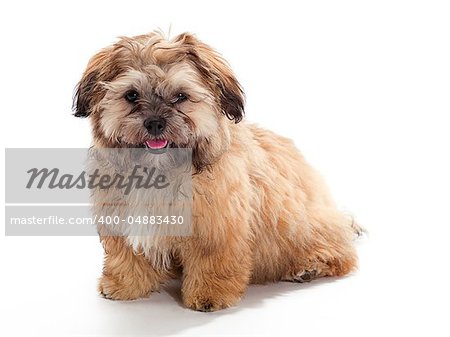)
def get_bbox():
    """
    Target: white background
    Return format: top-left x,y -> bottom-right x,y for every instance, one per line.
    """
1,0 -> 449,336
